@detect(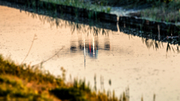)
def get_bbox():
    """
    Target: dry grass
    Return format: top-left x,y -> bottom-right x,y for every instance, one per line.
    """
0,55 -> 129,101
